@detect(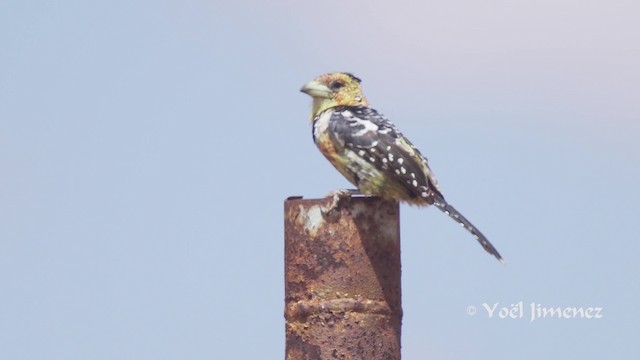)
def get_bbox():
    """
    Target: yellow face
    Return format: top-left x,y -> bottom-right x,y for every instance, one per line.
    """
300,72 -> 369,118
